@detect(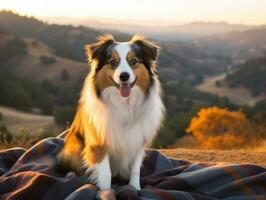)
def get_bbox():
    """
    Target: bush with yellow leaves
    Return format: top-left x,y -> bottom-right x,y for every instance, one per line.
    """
186,107 -> 264,149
